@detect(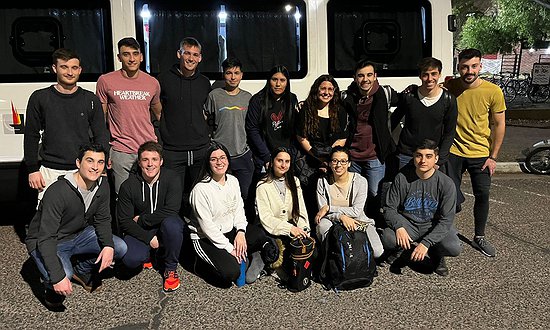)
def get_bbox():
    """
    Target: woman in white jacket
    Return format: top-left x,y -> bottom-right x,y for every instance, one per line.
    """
256,147 -> 310,274
188,142 -> 268,287
315,146 -> 384,258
